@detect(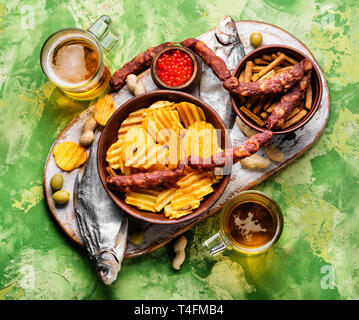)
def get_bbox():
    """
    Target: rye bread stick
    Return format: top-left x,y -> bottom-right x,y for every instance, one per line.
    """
283,109 -> 307,129
252,53 -> 286,82
305,83 -> 313,109
244,61 -> 254,83
240,106 -> 265,127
